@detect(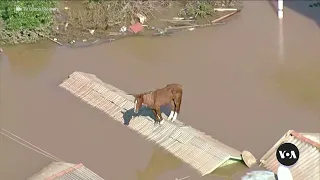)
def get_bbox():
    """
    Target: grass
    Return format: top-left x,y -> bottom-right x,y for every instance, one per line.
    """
0,0 -> 57,45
